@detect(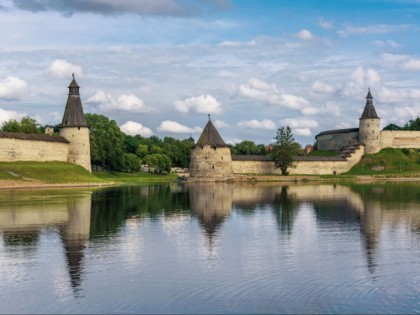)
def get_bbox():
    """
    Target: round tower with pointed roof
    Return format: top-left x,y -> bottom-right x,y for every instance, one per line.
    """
59,75 -> 91,172
359,89 -> 381,154
189,116 -> 234,181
